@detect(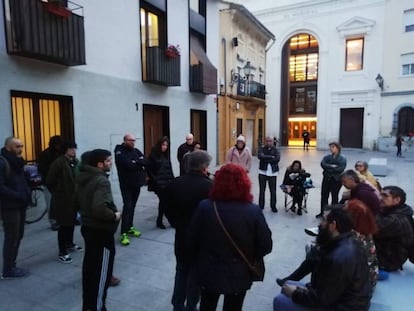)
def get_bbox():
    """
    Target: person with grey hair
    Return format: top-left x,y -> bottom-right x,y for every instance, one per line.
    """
340,169 -> 380,215
165,150 -> 214,311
